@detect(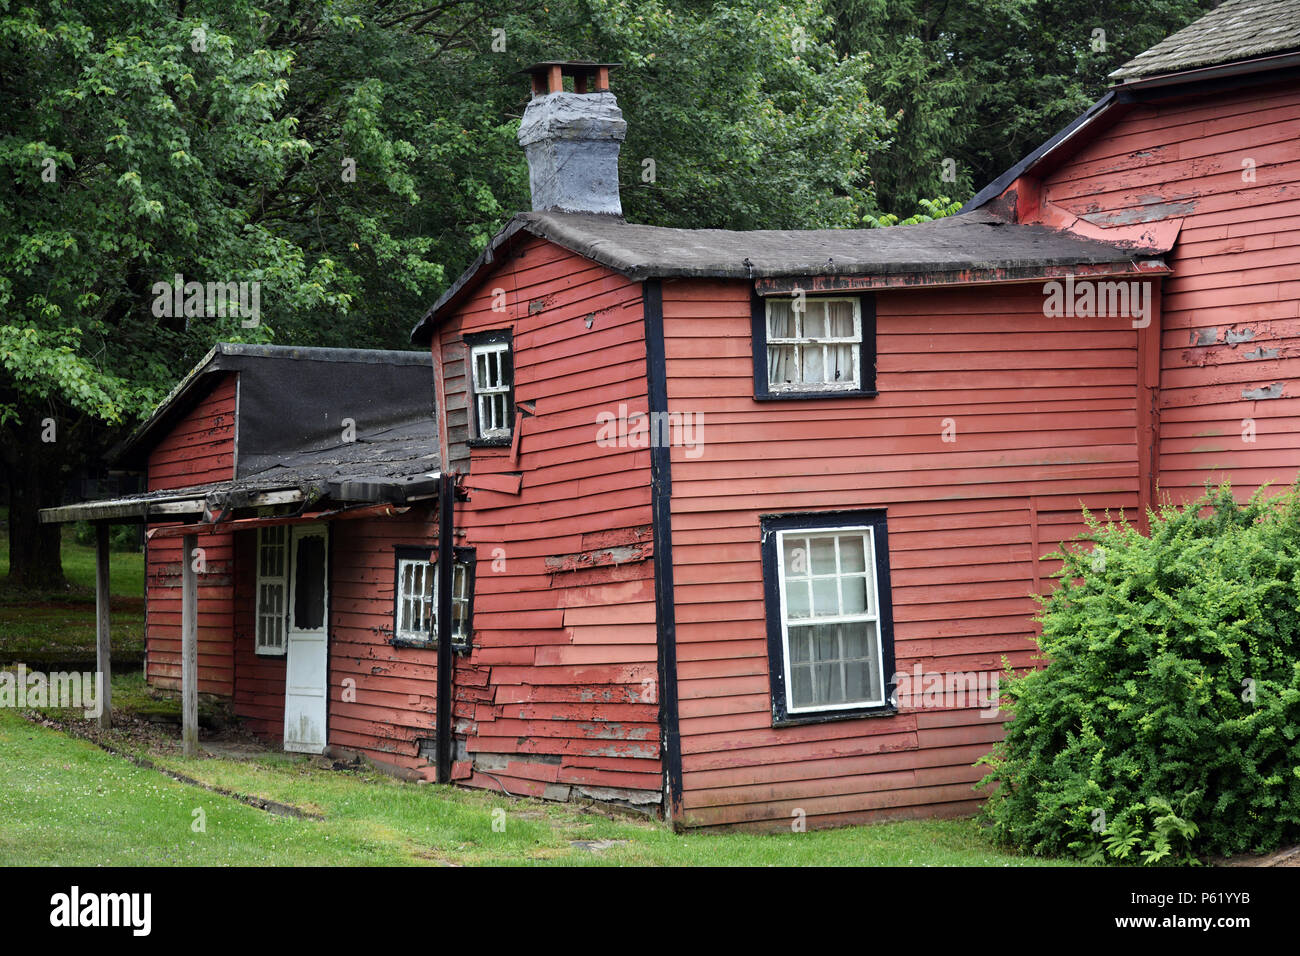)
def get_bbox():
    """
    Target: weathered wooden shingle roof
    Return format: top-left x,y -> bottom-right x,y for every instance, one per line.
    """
412,209 -> 1165,340
1110,0 -> 1300,81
